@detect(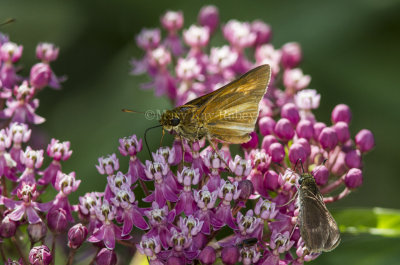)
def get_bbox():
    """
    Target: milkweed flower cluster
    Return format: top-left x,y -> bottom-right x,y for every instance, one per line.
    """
0,5 -> 376,265
0,33 -> 76,264
123,5 -> 375,265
